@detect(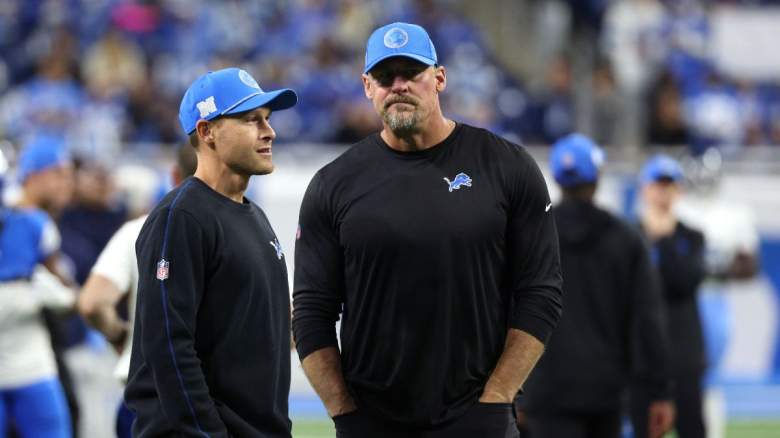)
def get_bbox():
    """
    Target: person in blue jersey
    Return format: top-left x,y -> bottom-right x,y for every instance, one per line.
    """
0,136 -> 76,438
631,155 -> 707,438
293,22 -> 562,438
125,68 -> 298,438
